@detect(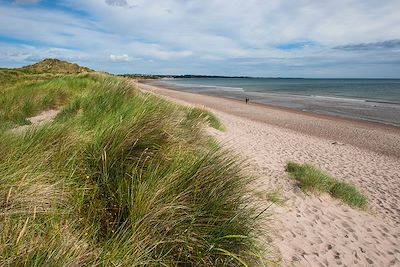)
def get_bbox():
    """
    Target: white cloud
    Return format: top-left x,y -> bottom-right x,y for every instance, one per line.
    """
1,0 -> 400,76
0,44 -> 90,62
105,0 -> 128,7
110,54 -> 131,62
